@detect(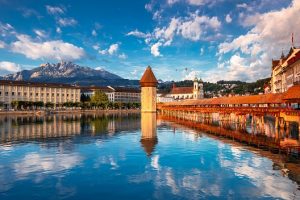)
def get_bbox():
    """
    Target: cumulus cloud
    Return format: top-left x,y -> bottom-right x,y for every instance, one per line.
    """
98,43 -> 119,55
151,42 -> 162,57
108,43 -> 119,55
0,61 -> 21,72
56,27 -> 62,34
225,14 -> 232,23
217,0 -> 300,81
58,18 -> 77,27
11,34 -> 85,61
45,5 -> 64,15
